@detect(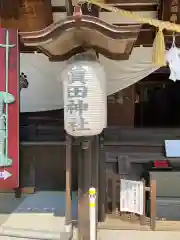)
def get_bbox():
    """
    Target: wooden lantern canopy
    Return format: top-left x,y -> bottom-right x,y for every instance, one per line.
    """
20,16 -> 140,61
